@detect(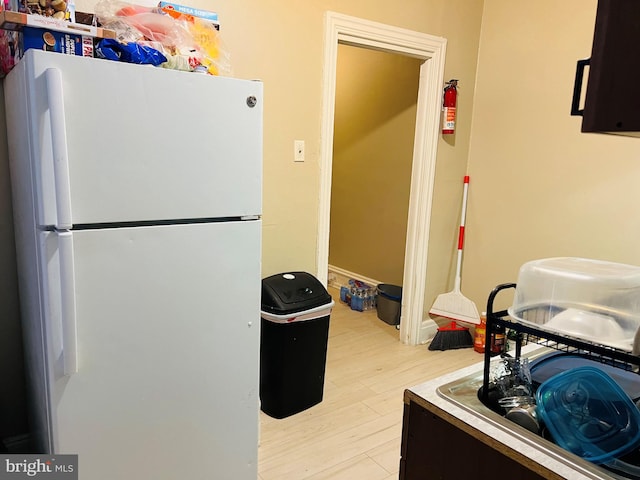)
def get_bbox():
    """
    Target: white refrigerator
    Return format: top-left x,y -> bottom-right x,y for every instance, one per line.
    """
4,49 -> 262,479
